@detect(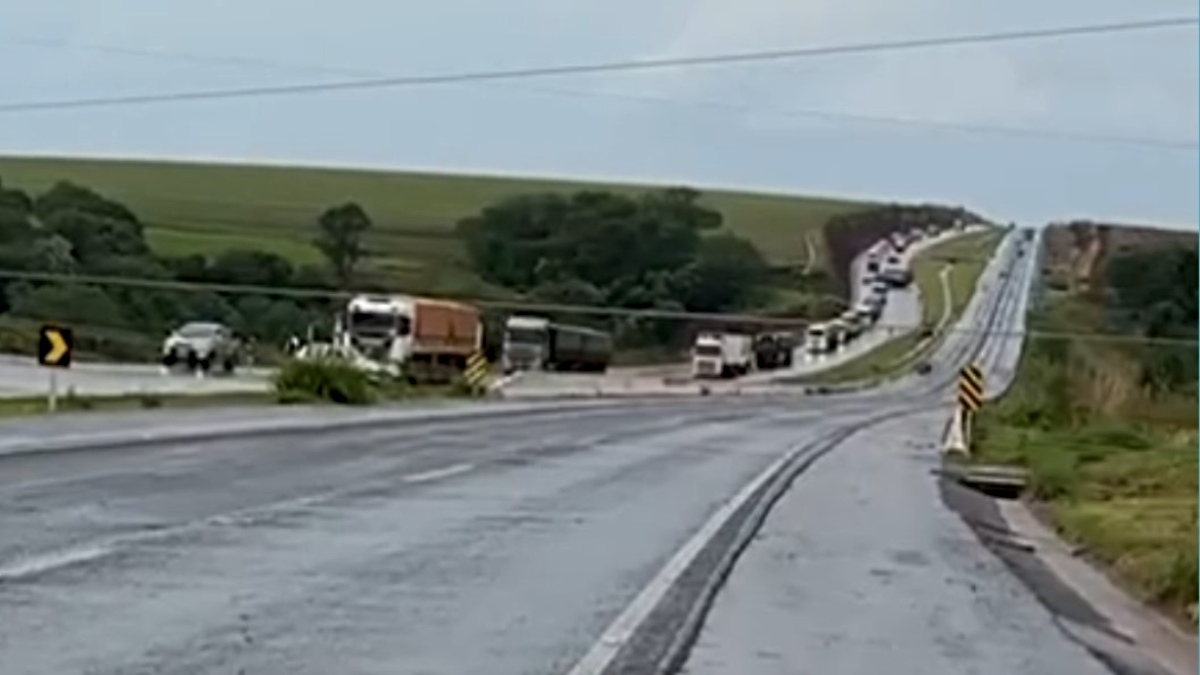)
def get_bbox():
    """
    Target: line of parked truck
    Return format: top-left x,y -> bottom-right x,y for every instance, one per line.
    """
277,293 -> 613,382
166,222 -> 955,383
687,224 -> 937,380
